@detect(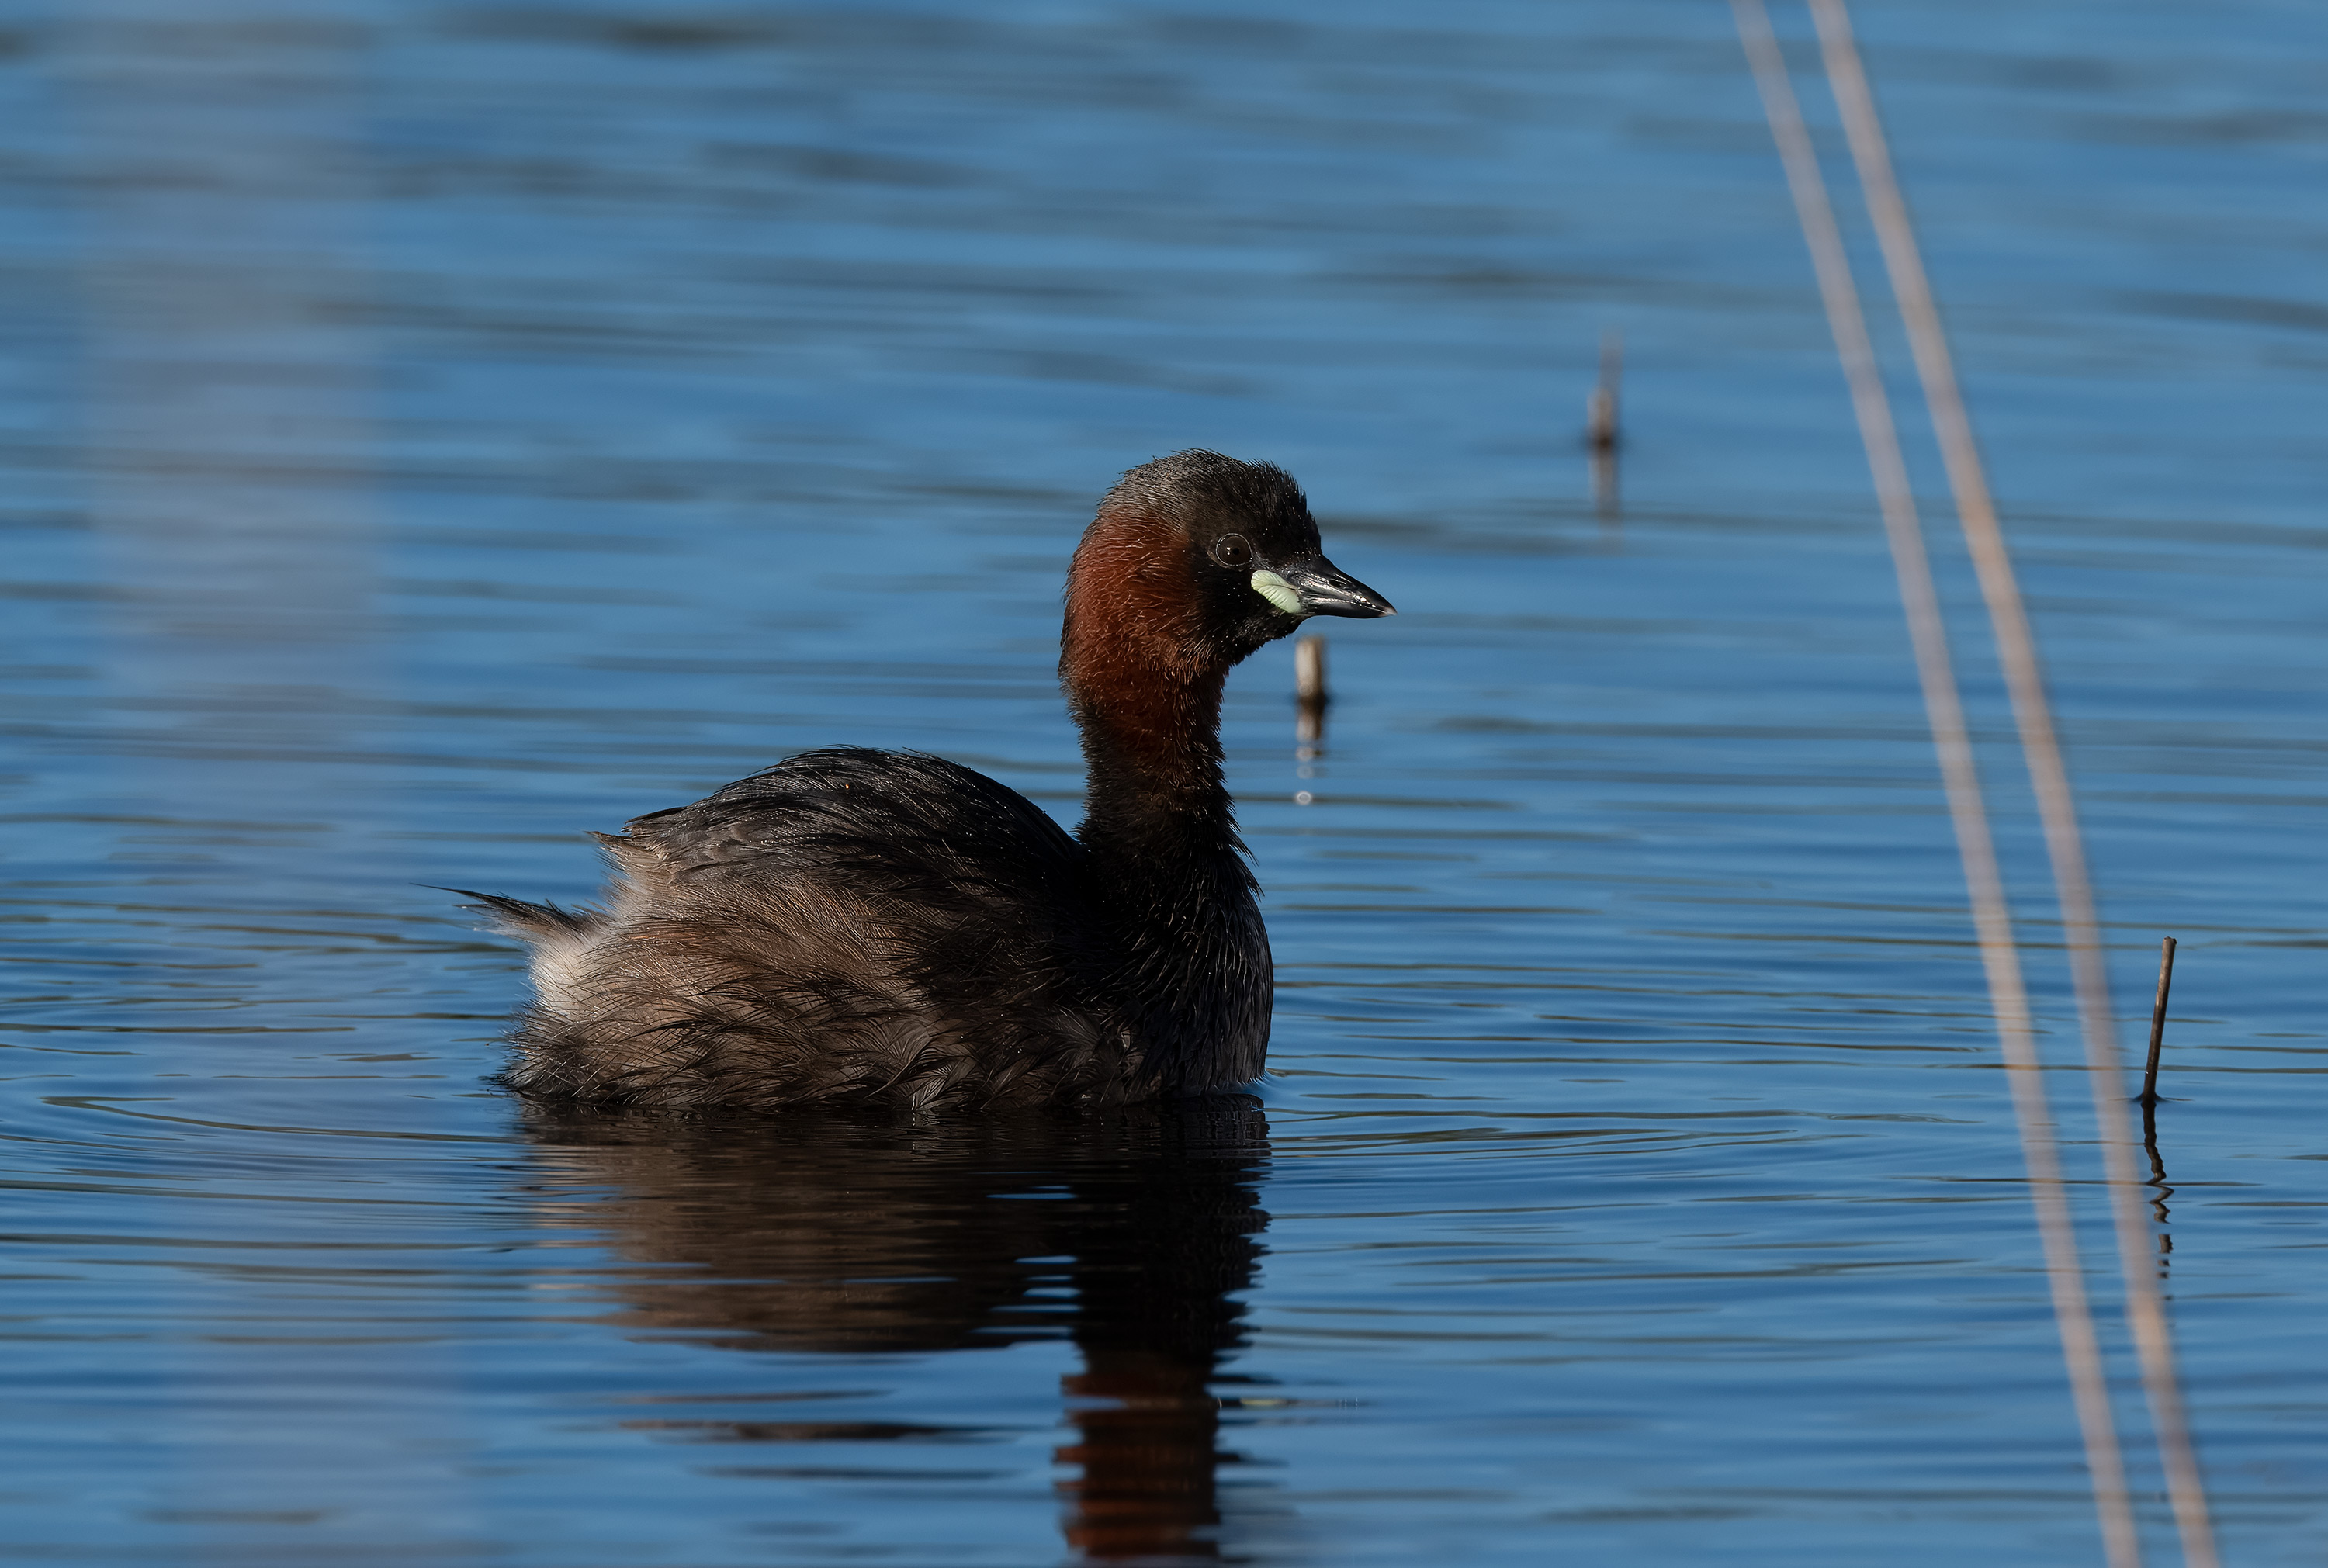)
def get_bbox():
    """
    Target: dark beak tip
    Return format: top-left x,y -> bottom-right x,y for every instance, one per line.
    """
1284,561 -> 1394,620
1350,585 -> 1395,618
